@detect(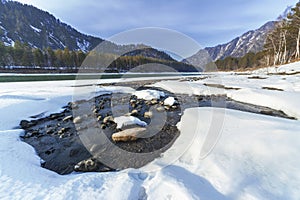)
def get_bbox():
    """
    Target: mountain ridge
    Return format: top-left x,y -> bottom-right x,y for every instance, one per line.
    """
204,21 -> 275,61
0,0 -> 103,51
